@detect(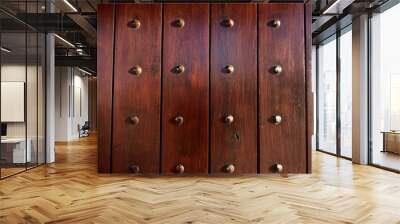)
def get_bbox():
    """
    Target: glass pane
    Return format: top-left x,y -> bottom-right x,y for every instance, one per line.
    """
38,32 -> 46,165
1,30 -> 27,177
340,29 -> 352,158
317,37 -> 337,154
371,4 -> 400,171
27,31 -> 38,169
26,1 -> 39,169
